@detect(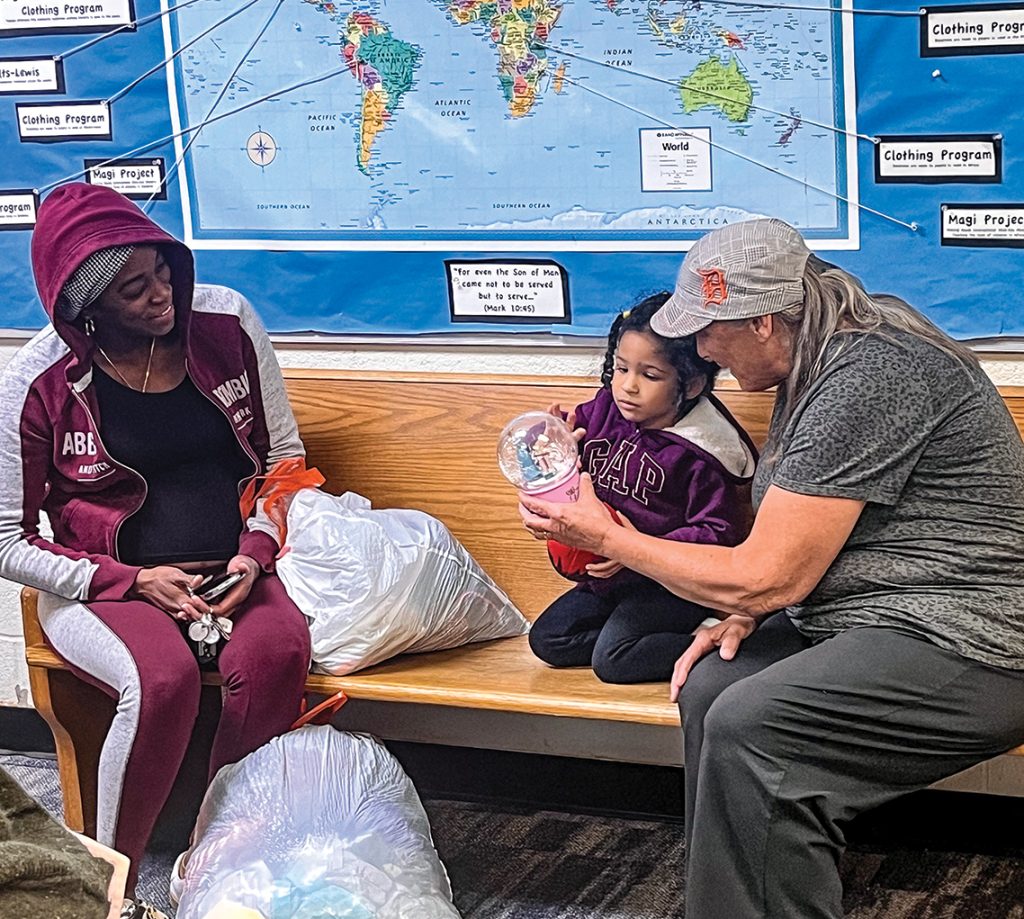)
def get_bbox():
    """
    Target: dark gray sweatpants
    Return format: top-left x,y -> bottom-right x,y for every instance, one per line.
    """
678,613 -> 1024,919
